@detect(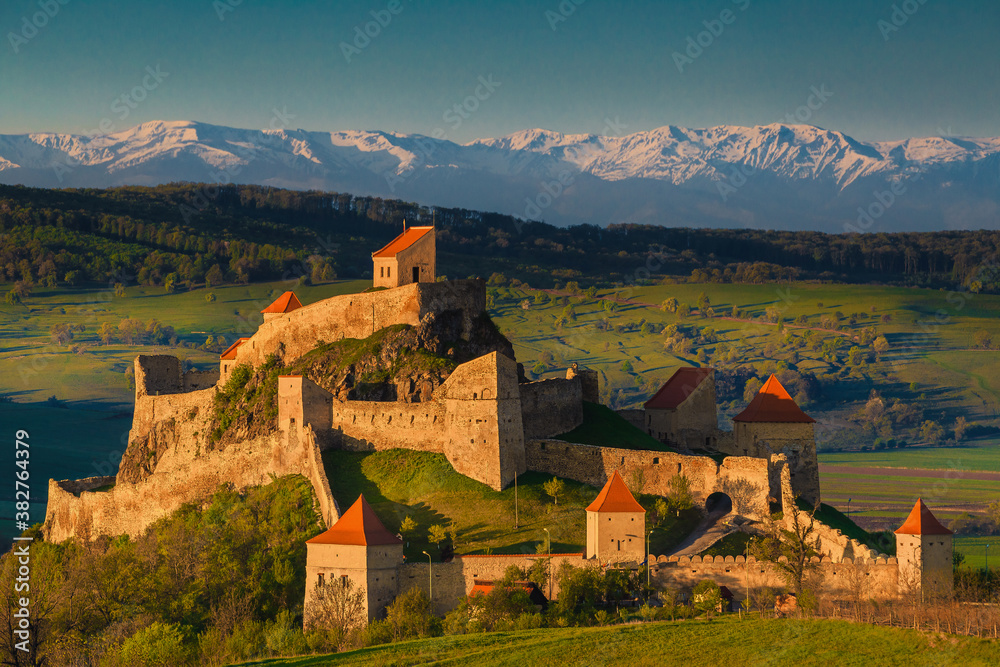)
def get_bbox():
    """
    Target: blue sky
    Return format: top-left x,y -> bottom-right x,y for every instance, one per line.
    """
1,0 -> 997,142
